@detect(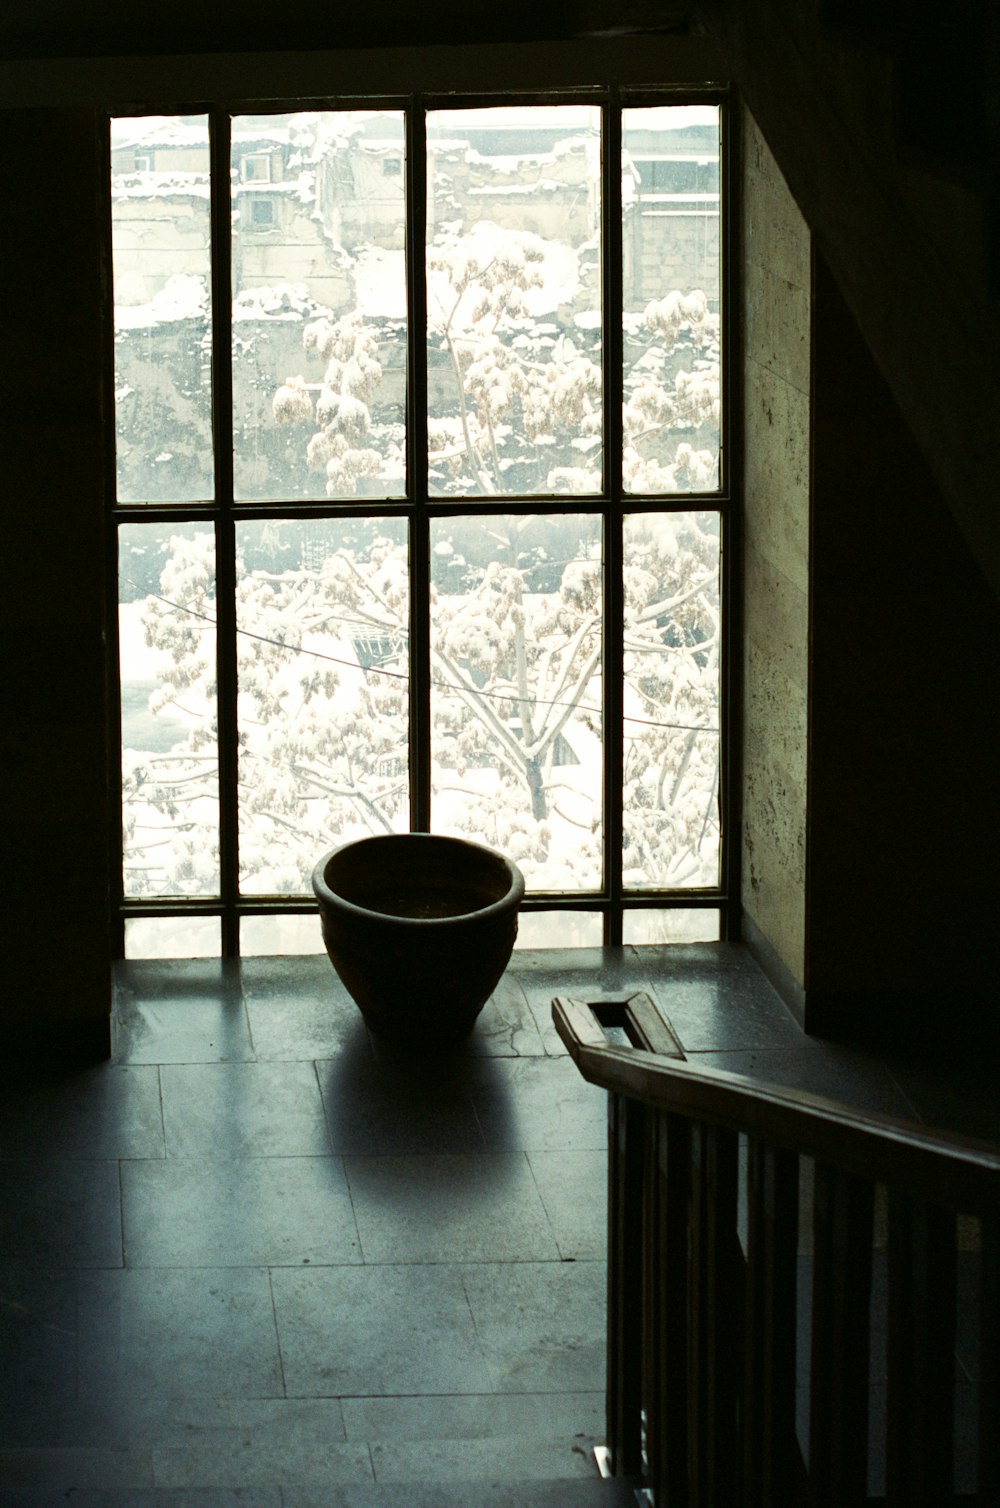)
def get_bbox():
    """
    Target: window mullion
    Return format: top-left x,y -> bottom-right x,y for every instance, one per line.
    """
603,97 -> 625,945
209,109 -> 239,954
406,100 -> 432,833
